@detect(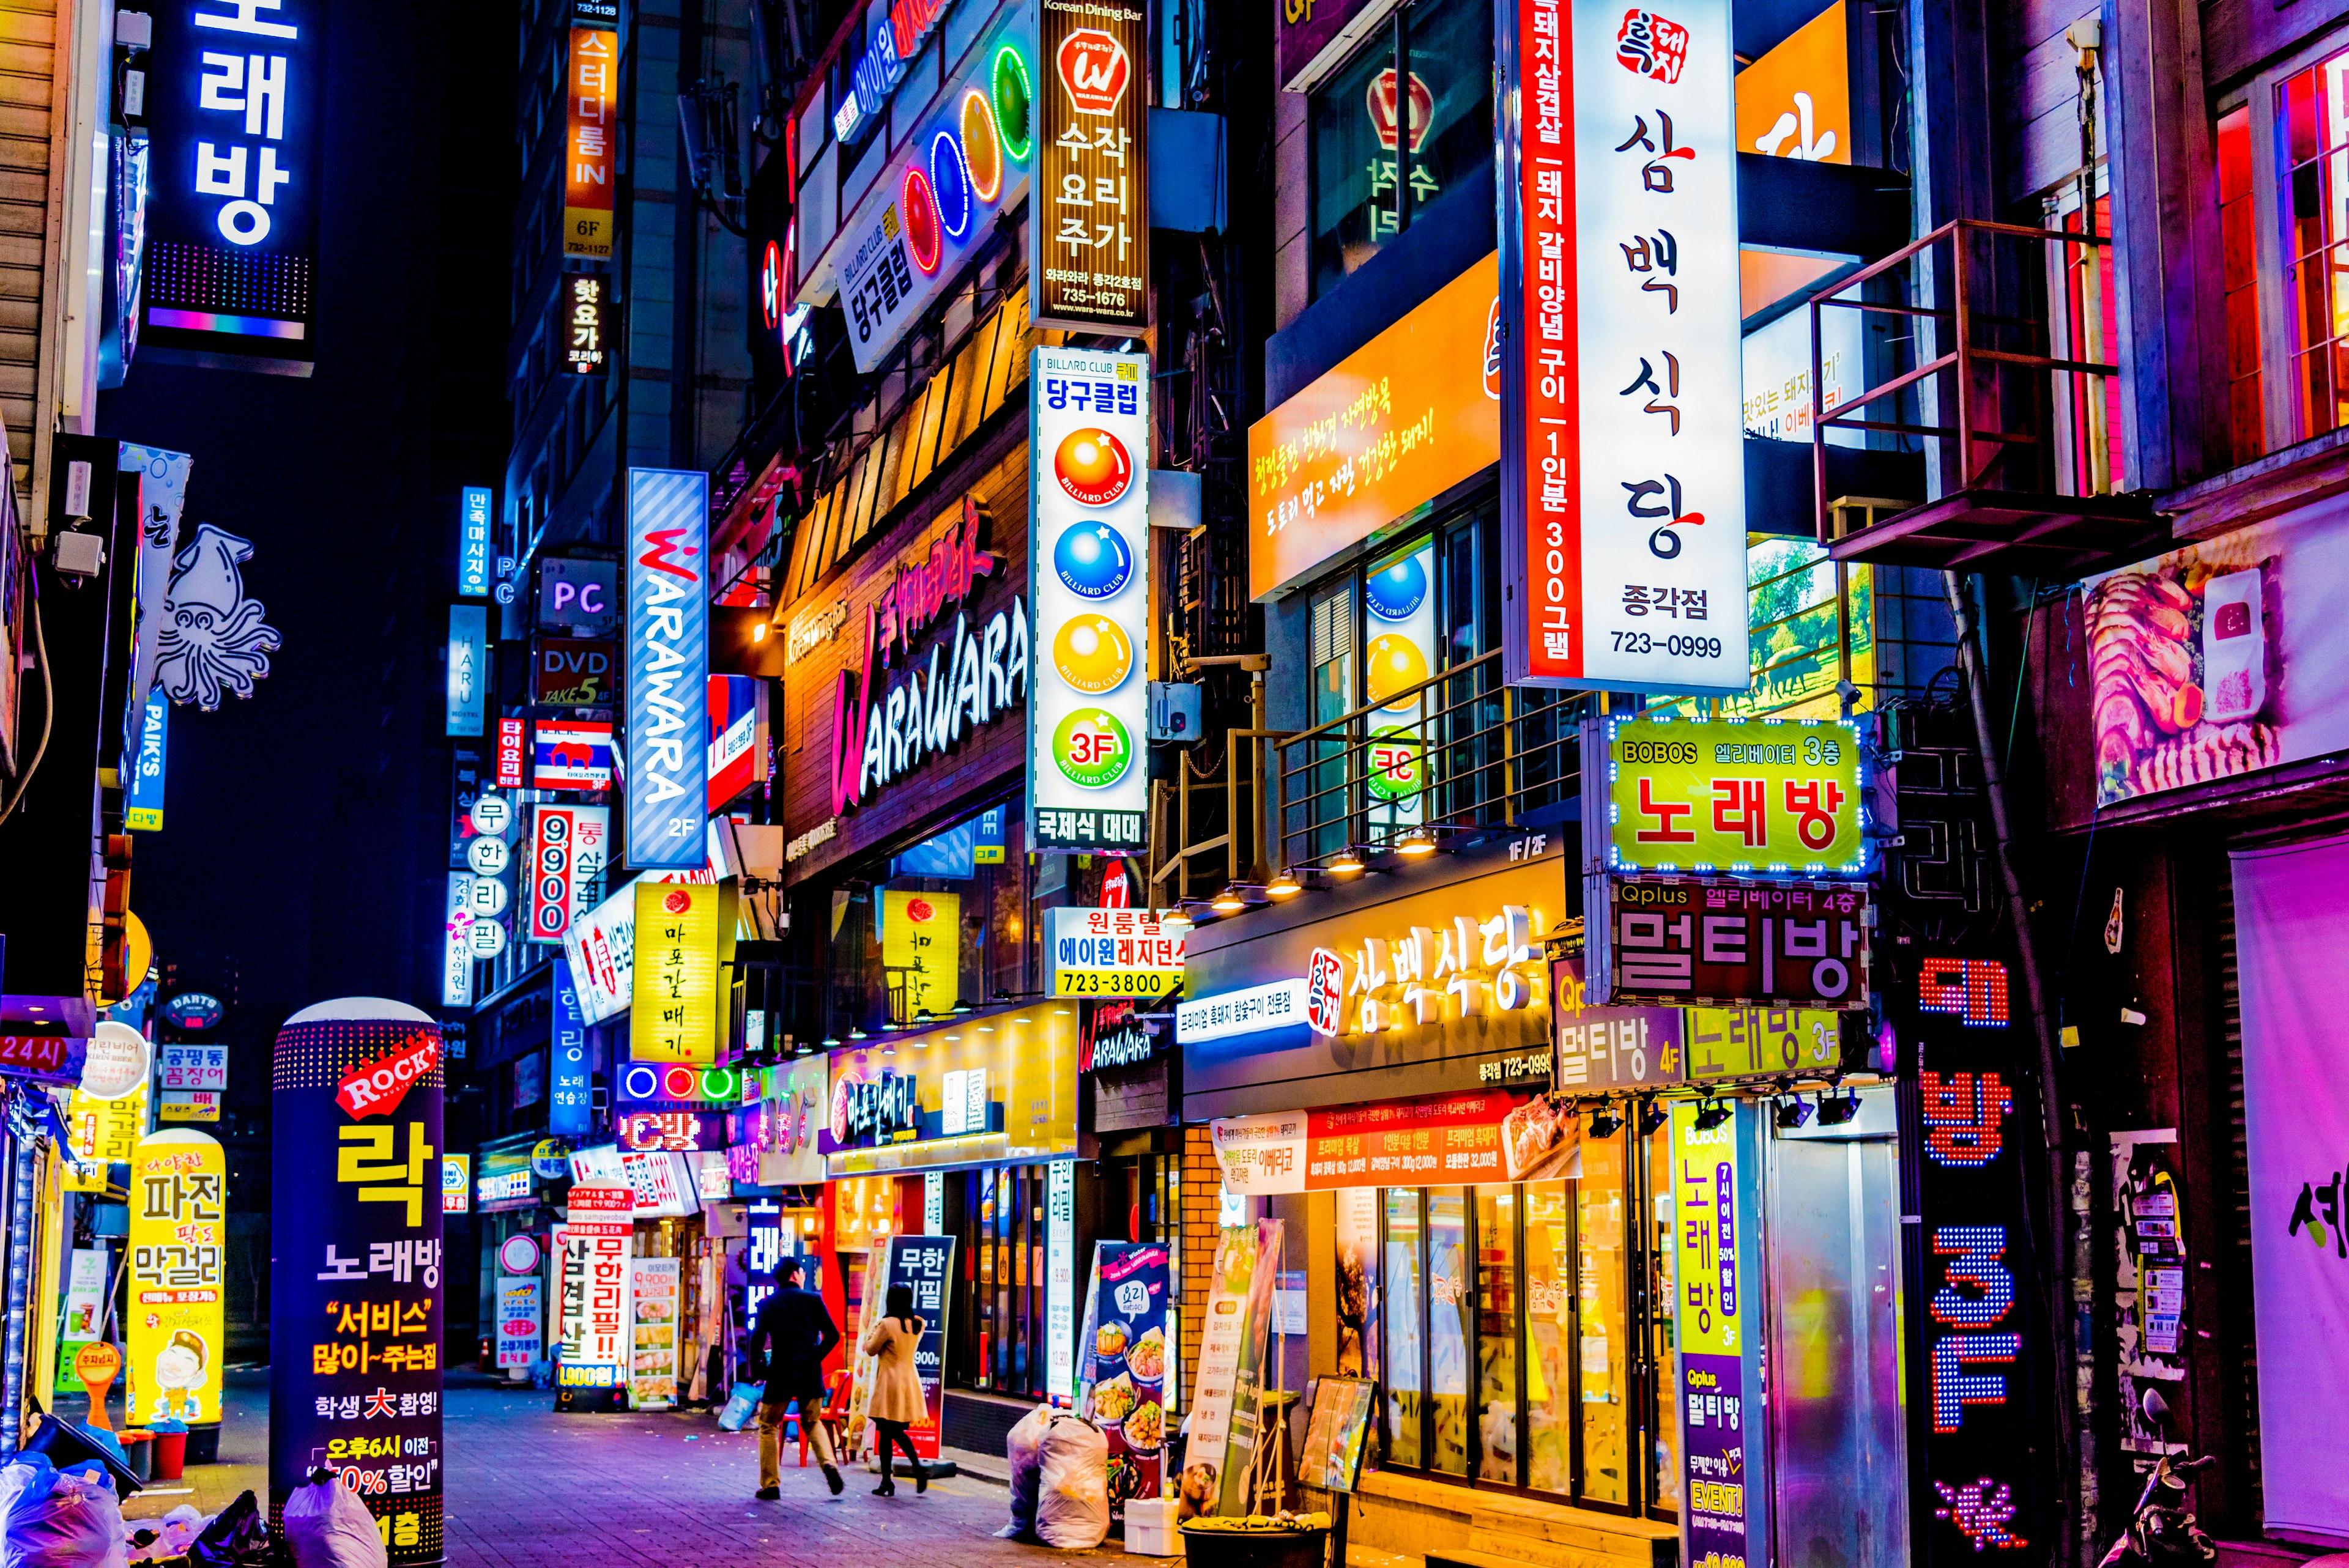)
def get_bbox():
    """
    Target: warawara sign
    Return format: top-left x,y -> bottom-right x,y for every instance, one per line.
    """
825,498 -> 1029,817
625,469 -> 710,868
